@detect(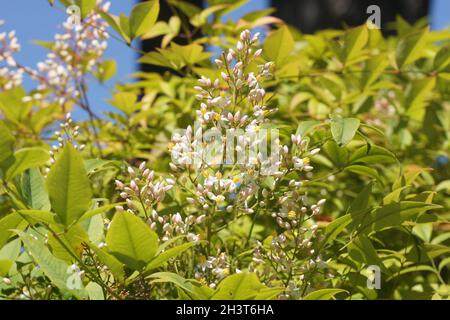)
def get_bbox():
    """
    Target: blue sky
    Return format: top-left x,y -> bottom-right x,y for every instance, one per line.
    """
0,0 -> 448,119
